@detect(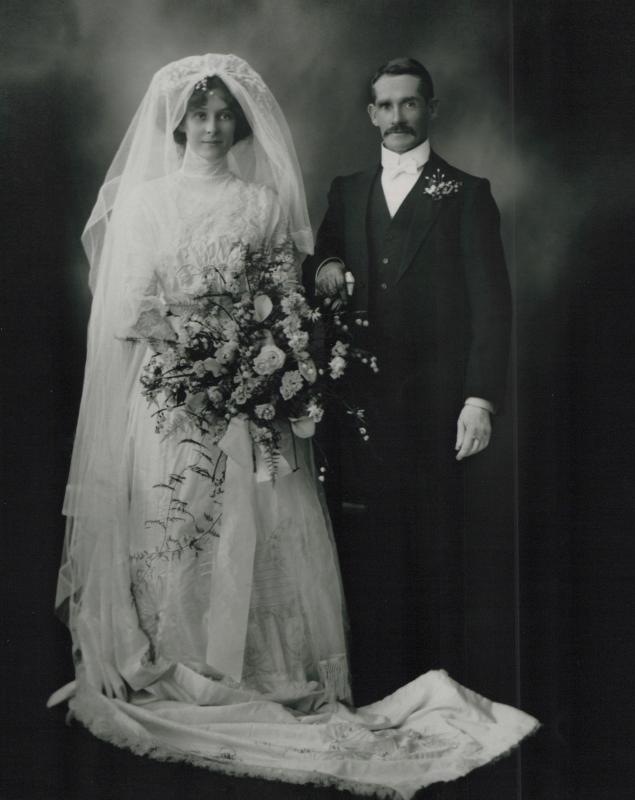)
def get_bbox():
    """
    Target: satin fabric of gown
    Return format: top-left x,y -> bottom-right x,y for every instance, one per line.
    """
58,162 -> 538,799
